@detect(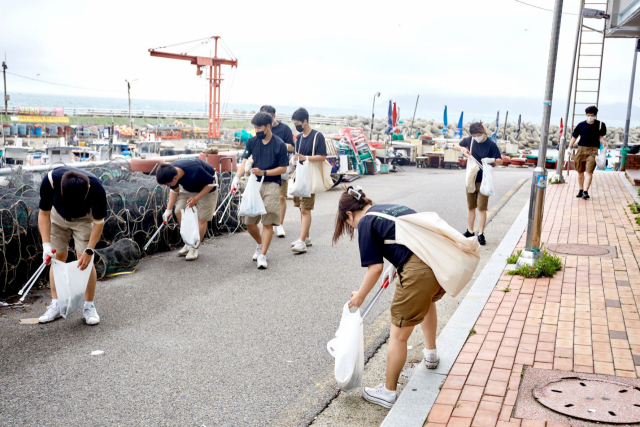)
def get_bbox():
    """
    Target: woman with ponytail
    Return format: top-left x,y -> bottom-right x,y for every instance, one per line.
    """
333,186 -> 445,409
